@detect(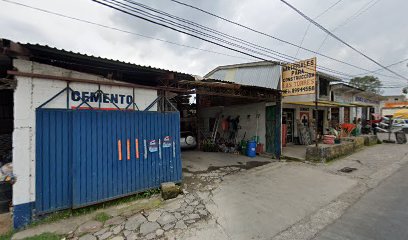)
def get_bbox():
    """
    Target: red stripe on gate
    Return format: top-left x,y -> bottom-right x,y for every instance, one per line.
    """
127,139 -> 130,160
118,140 -> 122,161
135,139 -> 139,159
